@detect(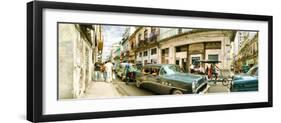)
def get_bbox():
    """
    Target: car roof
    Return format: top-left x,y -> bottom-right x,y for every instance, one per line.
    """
199,60 -> 221,63
143,64 -> 175,67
